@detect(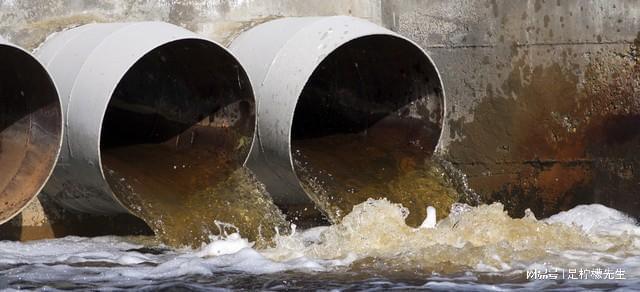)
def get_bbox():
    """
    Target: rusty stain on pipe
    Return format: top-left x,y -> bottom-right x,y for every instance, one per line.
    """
0,36 -> 63,225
